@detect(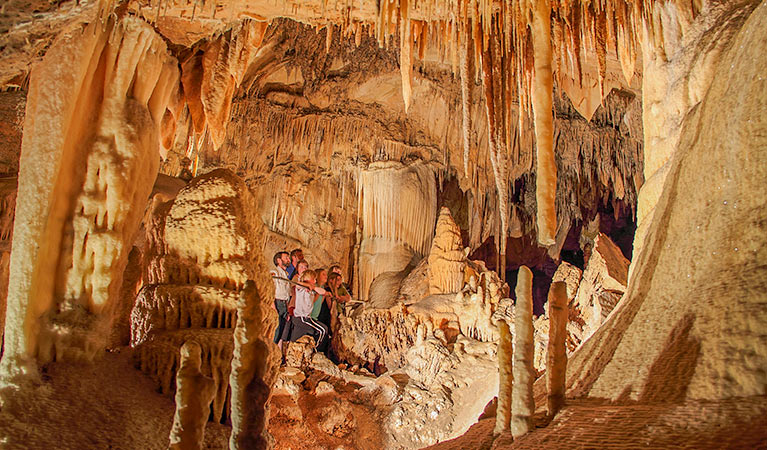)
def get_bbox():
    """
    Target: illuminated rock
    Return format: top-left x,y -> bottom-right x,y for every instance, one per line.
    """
428,207 -> 466,295
169,341 -> 216,450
